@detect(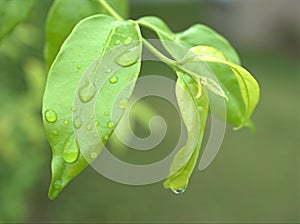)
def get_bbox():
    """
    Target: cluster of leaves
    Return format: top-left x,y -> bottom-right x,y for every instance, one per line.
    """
0,0 -> 260,200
